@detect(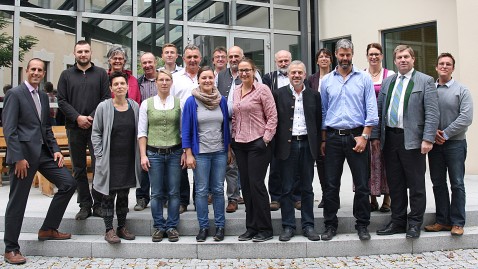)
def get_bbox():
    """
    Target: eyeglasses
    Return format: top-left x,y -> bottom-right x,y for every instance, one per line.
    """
214,55 -> 226,59
368,53 -> 382,57
238,69 -> 253,74
111,57 -> 125,61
